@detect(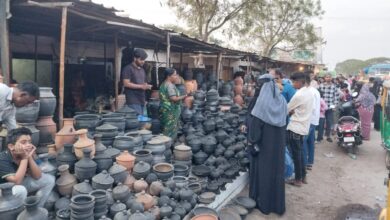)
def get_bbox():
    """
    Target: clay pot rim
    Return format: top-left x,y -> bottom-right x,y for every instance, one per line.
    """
173,164 -> 189,172
174,145 -> 191,151
89,189 -> 106,198
24,195 -> 40,206
153,163 -> 174,173
71,194 -> 95,204
58,164 -> 70,172
134,149 -> 152,156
